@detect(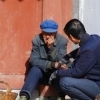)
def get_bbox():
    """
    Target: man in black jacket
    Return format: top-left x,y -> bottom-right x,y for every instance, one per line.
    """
49,19 -> 100,100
